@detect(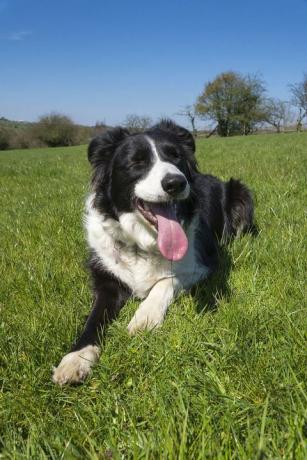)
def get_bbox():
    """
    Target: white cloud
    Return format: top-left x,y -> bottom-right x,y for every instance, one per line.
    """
8,30 -> 32,41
